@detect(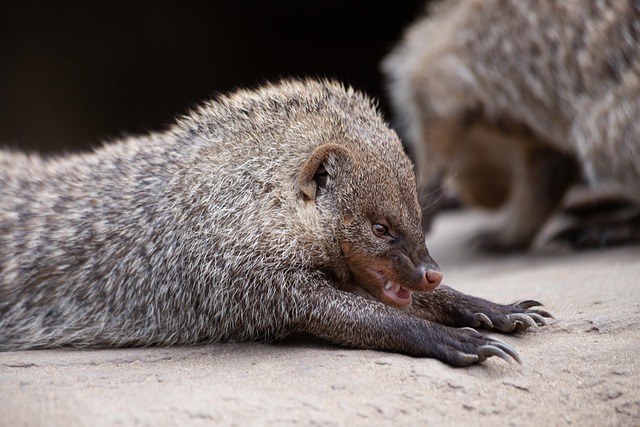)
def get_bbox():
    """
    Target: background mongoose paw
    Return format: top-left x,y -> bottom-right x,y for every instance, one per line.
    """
437,327 -> 521,366
471,300 -> 553,333
550,208 -> 640,249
